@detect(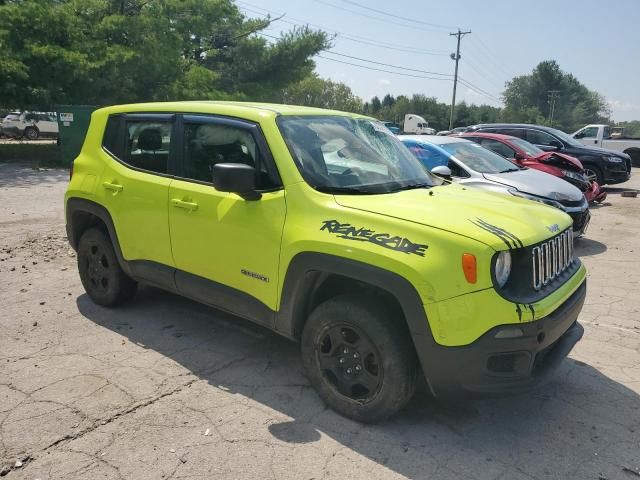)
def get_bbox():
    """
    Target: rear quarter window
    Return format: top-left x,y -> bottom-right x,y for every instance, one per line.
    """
102,115 -> 122,157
